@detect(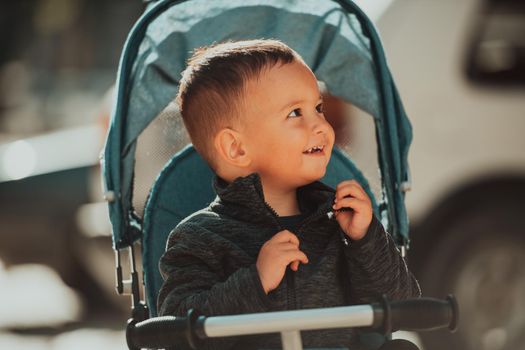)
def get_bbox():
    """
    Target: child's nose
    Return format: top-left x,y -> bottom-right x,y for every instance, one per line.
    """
311,116 -> 332,135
